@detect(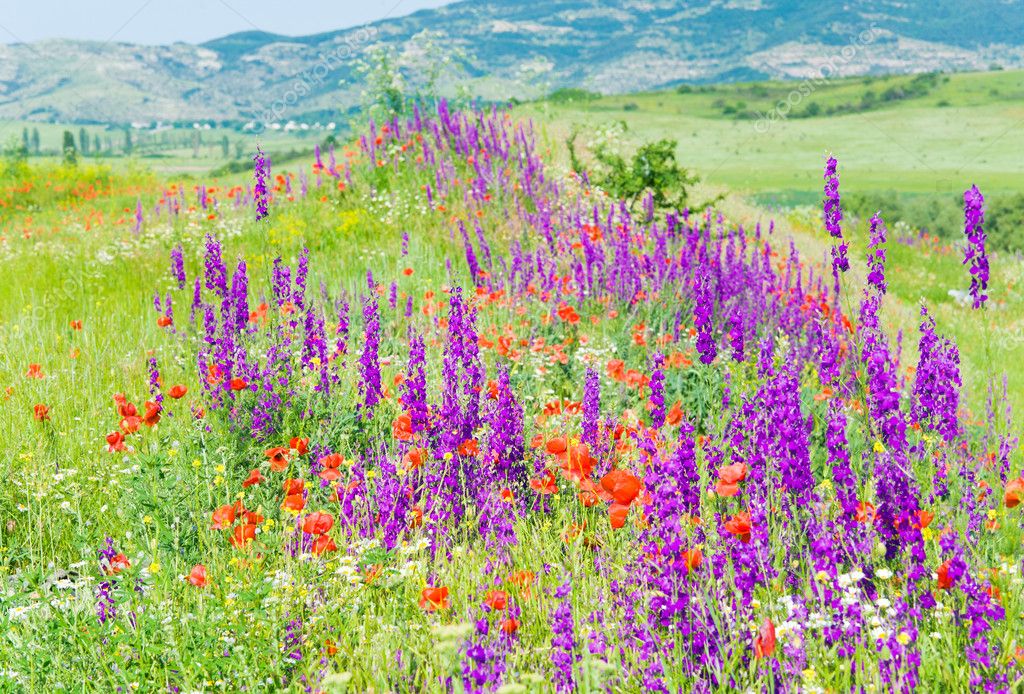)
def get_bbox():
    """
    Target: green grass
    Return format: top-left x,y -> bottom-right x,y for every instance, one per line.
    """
0,78 -> 1023,692
519,69 -> 1024,417
526,70 -> 1024,197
